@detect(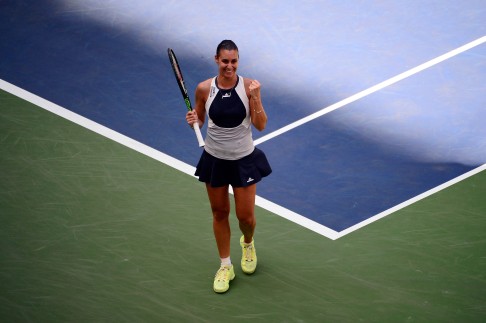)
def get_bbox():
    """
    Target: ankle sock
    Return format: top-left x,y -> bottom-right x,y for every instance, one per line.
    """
221,257 -> 232,267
